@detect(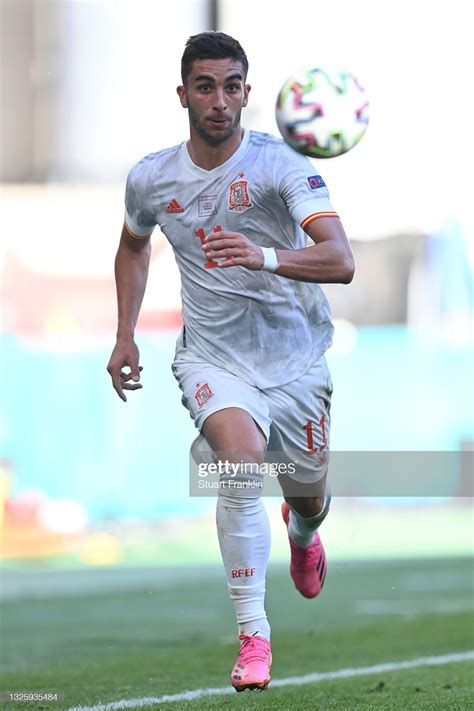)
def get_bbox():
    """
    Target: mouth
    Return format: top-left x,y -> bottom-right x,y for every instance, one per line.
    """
207,118 -> 230,127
